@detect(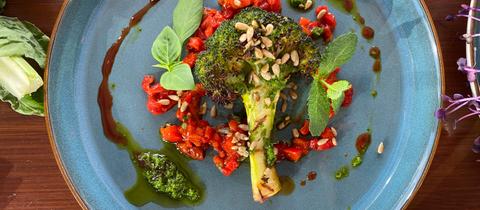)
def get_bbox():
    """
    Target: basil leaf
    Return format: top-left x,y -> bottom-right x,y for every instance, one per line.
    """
0,86 -> 44,116
326,80 -> 350,100
318,32 -> 358,77
173,0 -> 203,44
308,78 -> 330,136
151,26 -> 182,69
160,63 -> 195,90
